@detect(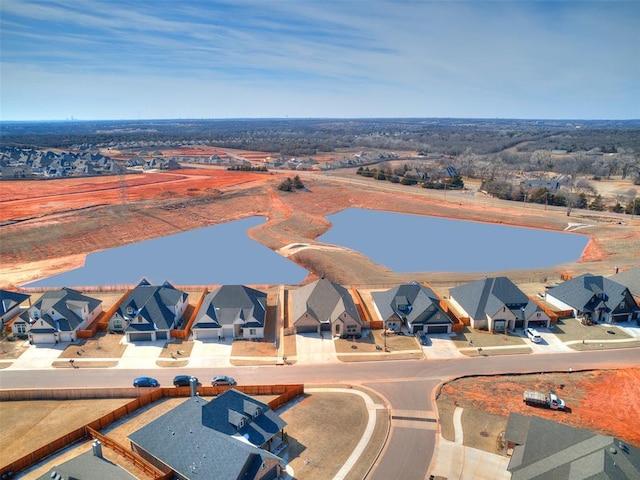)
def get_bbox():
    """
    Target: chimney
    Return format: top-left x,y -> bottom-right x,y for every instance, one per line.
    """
92,439 -> 103,459
189,377 -> 198,397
